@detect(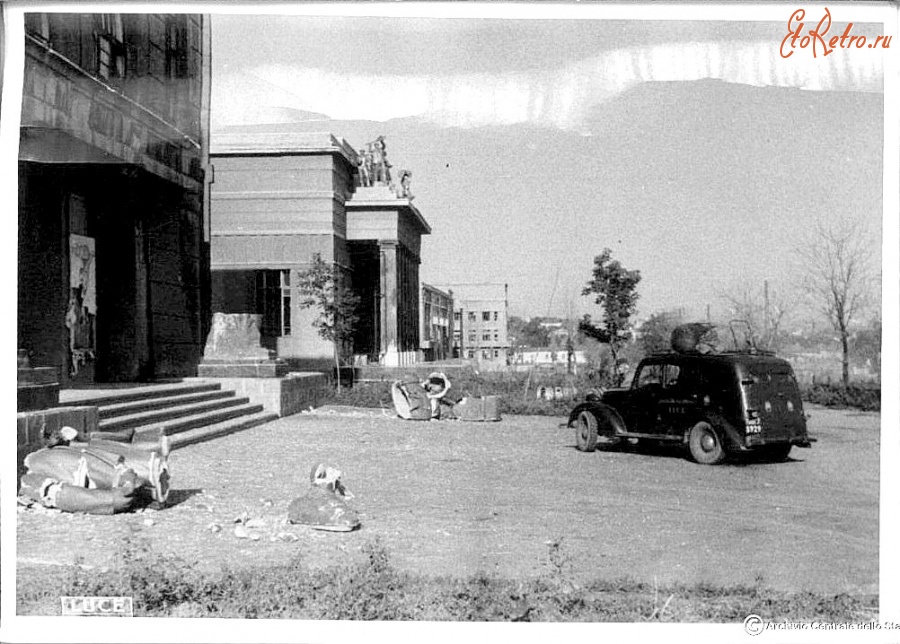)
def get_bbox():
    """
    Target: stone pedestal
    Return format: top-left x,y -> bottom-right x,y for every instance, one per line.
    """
197,313 -> 288,378
17,364 -> 60,412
